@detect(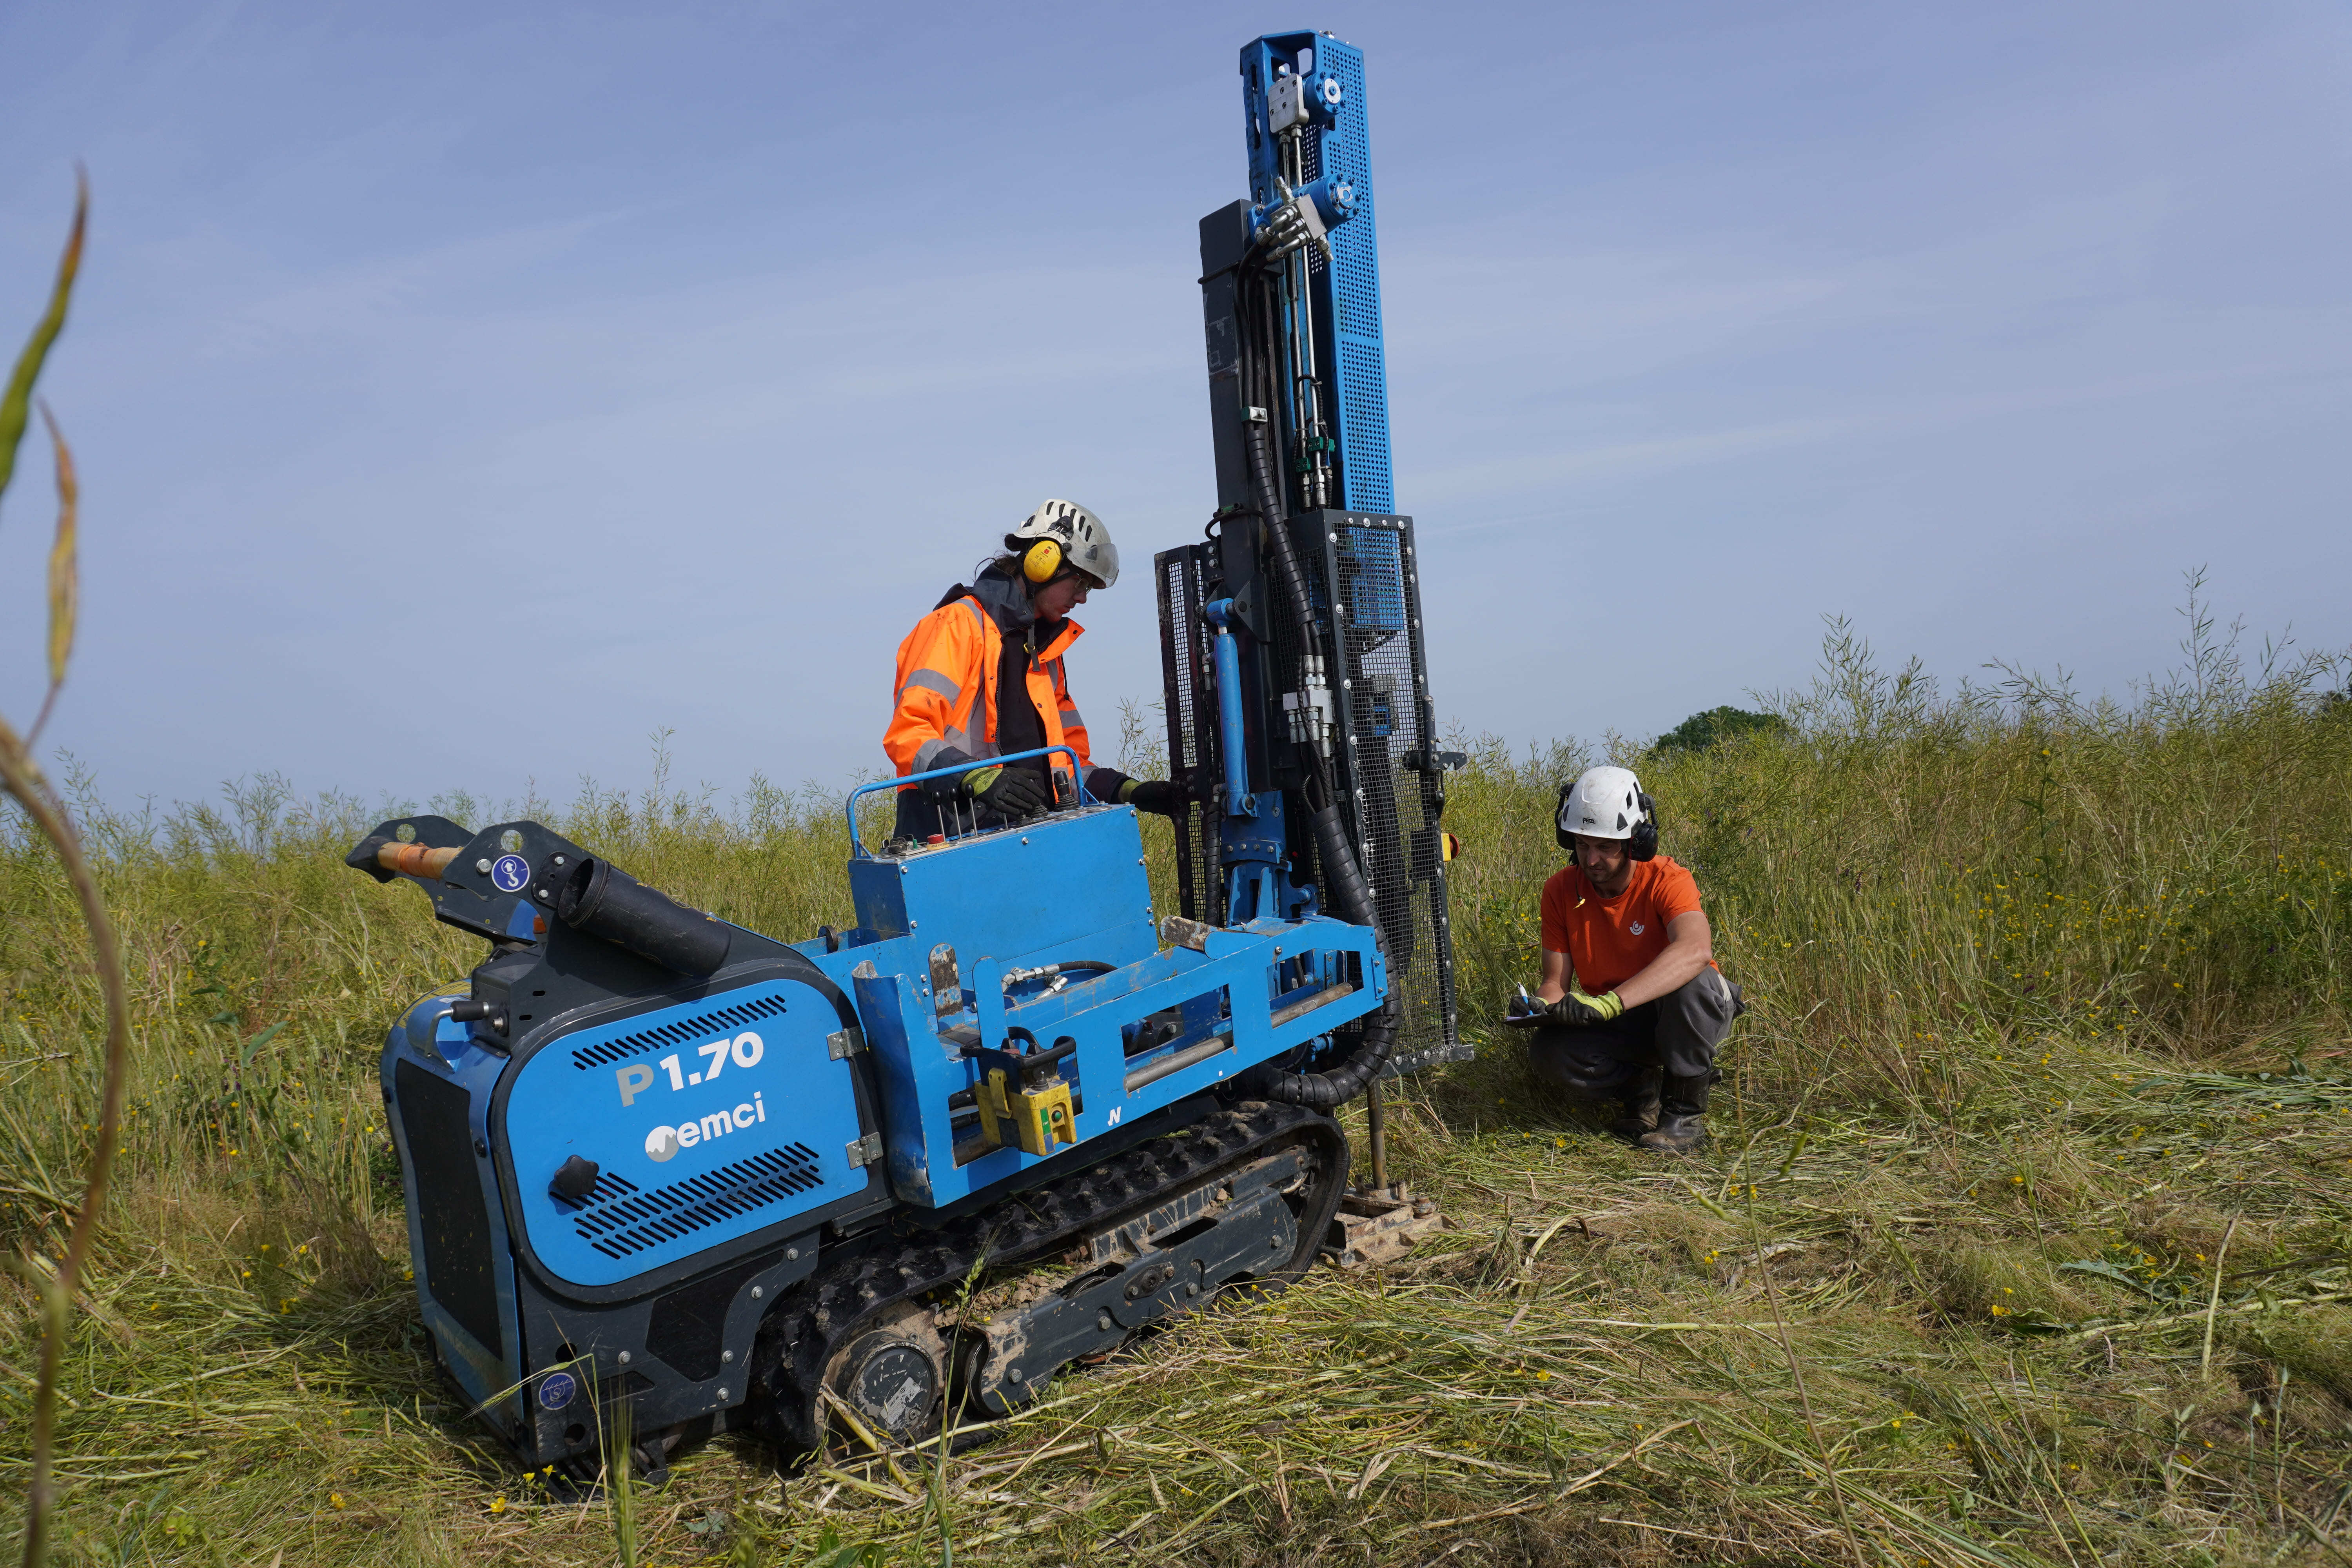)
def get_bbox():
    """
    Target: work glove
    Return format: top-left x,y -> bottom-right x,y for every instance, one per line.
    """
1119,779 -> 1181,817
1545,988 -> 1625,1028
965,764 -> 1050,820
